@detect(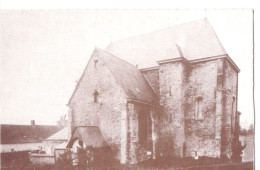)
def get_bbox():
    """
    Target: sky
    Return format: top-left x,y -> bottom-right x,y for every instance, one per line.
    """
0,9 -> 254,128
